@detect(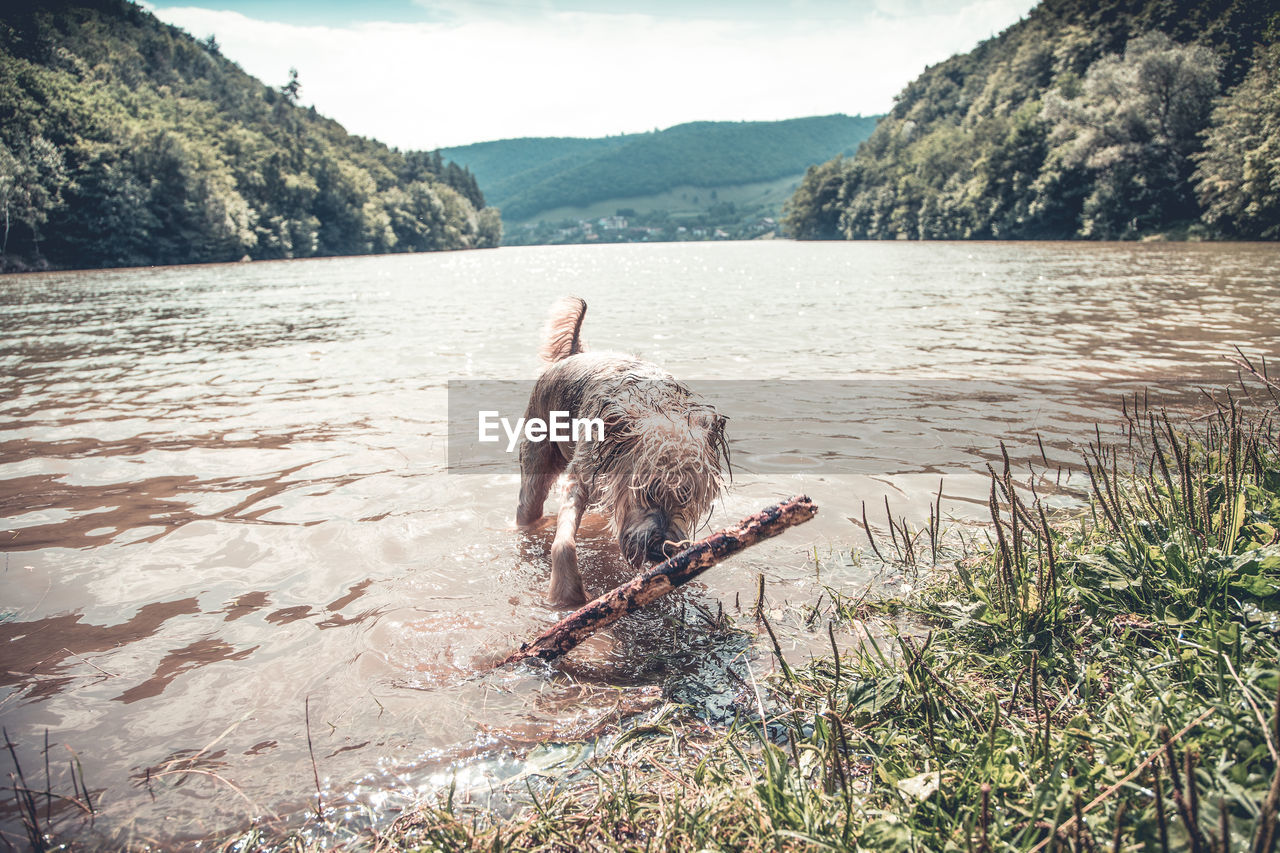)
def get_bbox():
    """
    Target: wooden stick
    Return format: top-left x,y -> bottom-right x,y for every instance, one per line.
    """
496,495 -> 818,668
